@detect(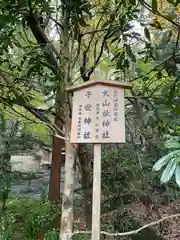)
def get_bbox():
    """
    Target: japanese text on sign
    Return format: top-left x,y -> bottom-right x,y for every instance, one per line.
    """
113,89 -> 119,121
71,85 -> 125,143
77,105 -> 82,139
102,89 -> 110,139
